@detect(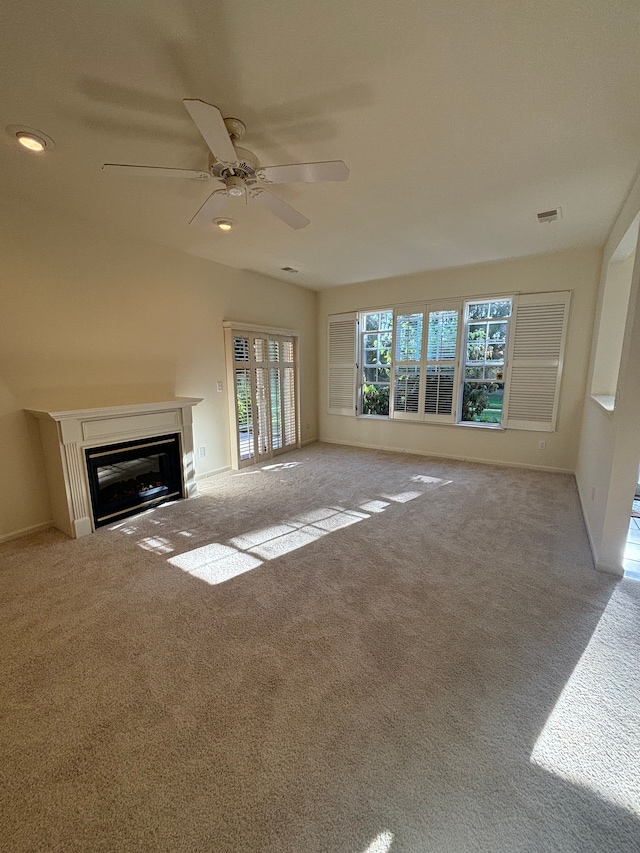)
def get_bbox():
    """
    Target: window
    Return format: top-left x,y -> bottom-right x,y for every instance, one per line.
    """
360,311 -> 392,415
391,306 -> 460,422
327,290 -> 570,433
461,299 -> 511,426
